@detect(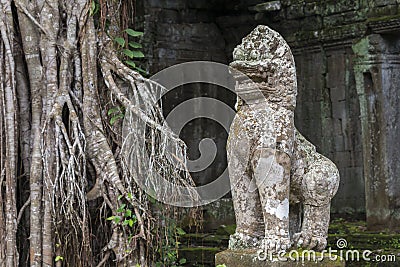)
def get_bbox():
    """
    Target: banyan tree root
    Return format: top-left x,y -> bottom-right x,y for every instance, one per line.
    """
0,0 -> 198,266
